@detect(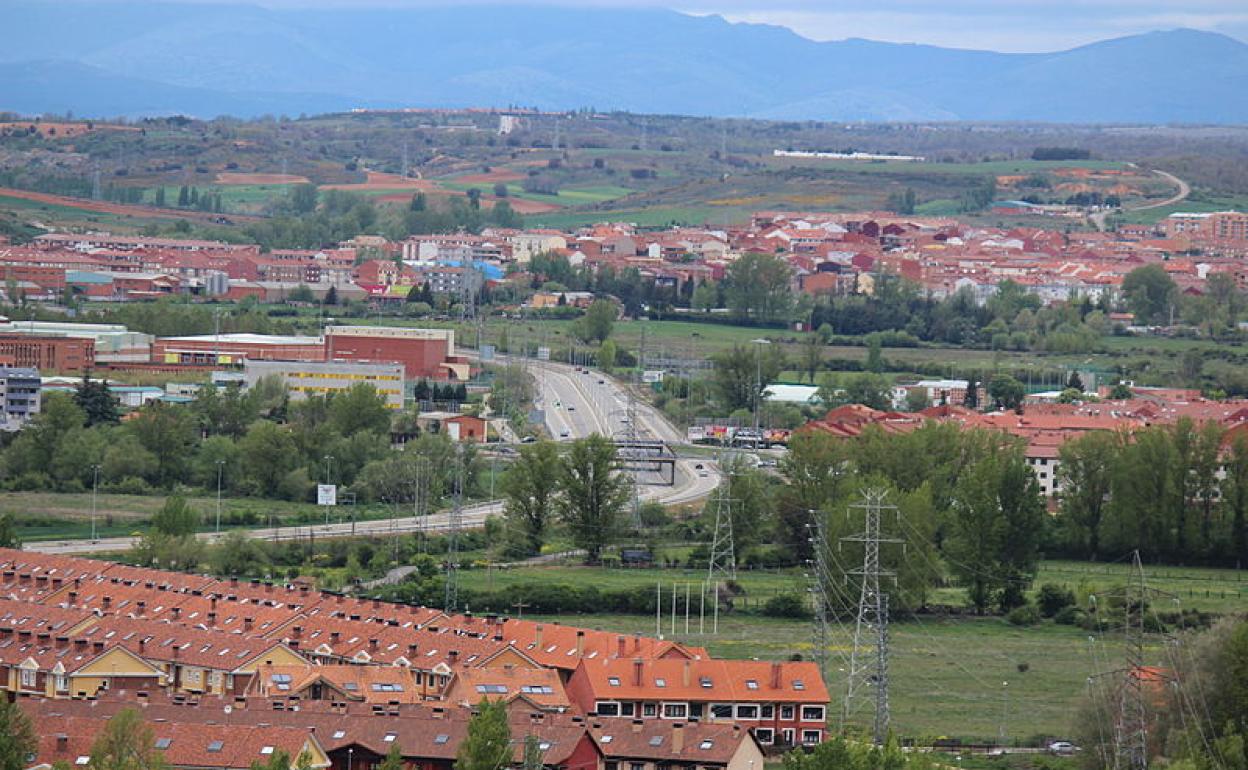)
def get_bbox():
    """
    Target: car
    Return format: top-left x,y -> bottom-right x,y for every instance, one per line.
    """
698,469 -> 709,478
567,405 -> 575,411
559,430 -> 570,438
598,379 -> 605,384
1048,742 -> 1078,756
520,436 -> 537,444
694,463 -> 704,470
